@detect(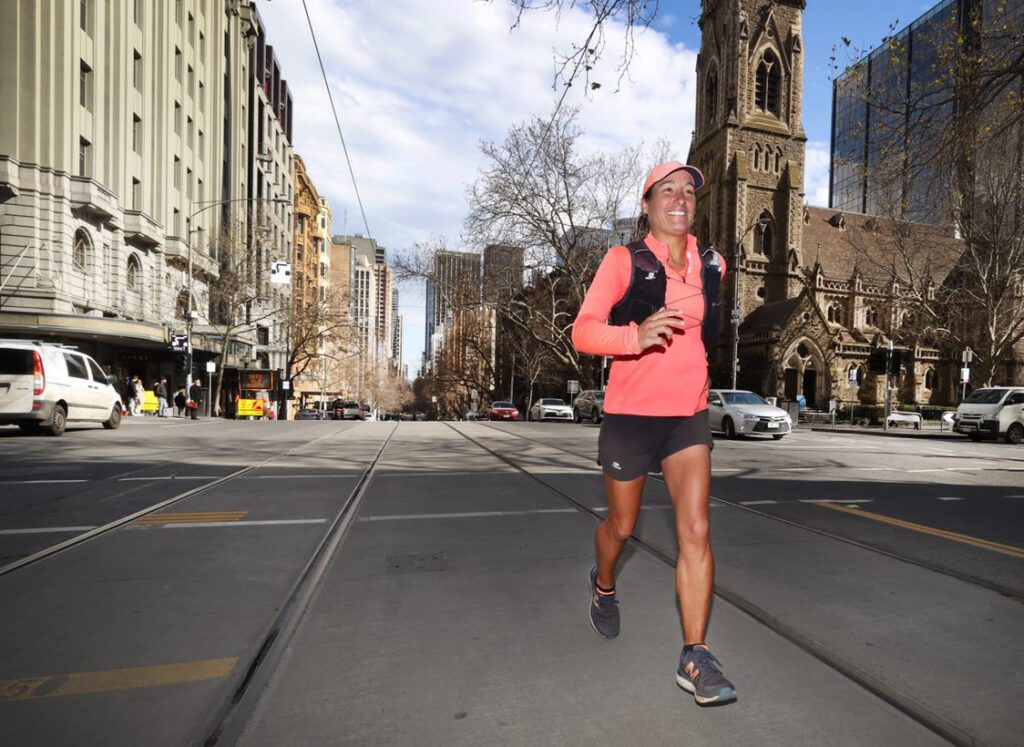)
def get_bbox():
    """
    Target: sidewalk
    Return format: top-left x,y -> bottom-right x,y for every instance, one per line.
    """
806,422 -> 964,440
